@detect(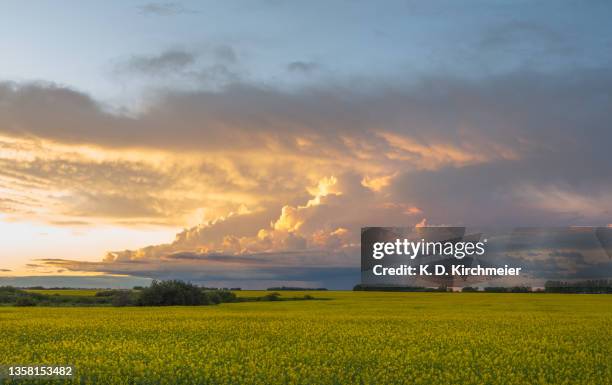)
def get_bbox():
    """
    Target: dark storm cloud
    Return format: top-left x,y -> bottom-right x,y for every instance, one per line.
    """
35,256 -> 359,289
2,68 -> 611,157
390,146 -> 612,226
0,276 -> 151,289
165,252 -> 270,264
